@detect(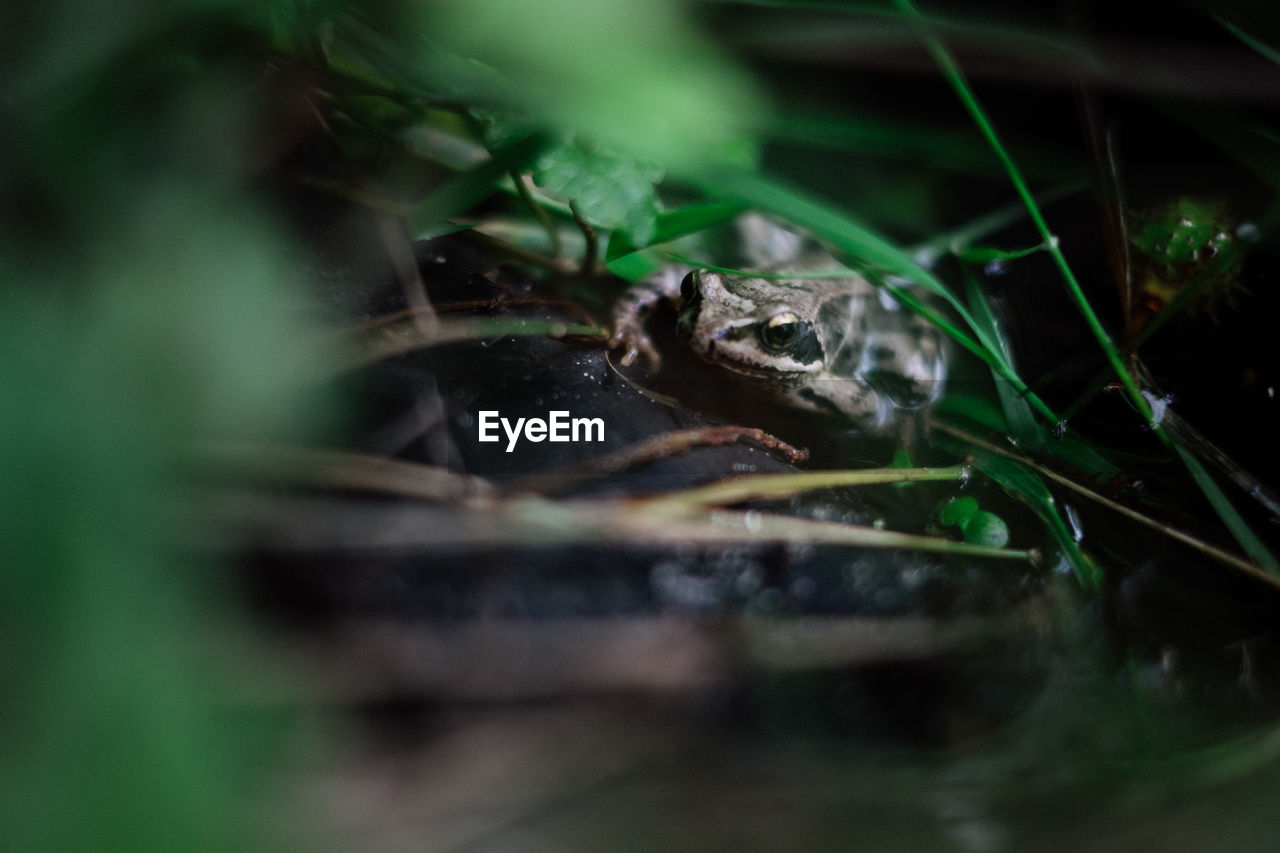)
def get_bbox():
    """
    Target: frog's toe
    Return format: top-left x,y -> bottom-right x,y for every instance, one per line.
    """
610,329 -> 662,372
